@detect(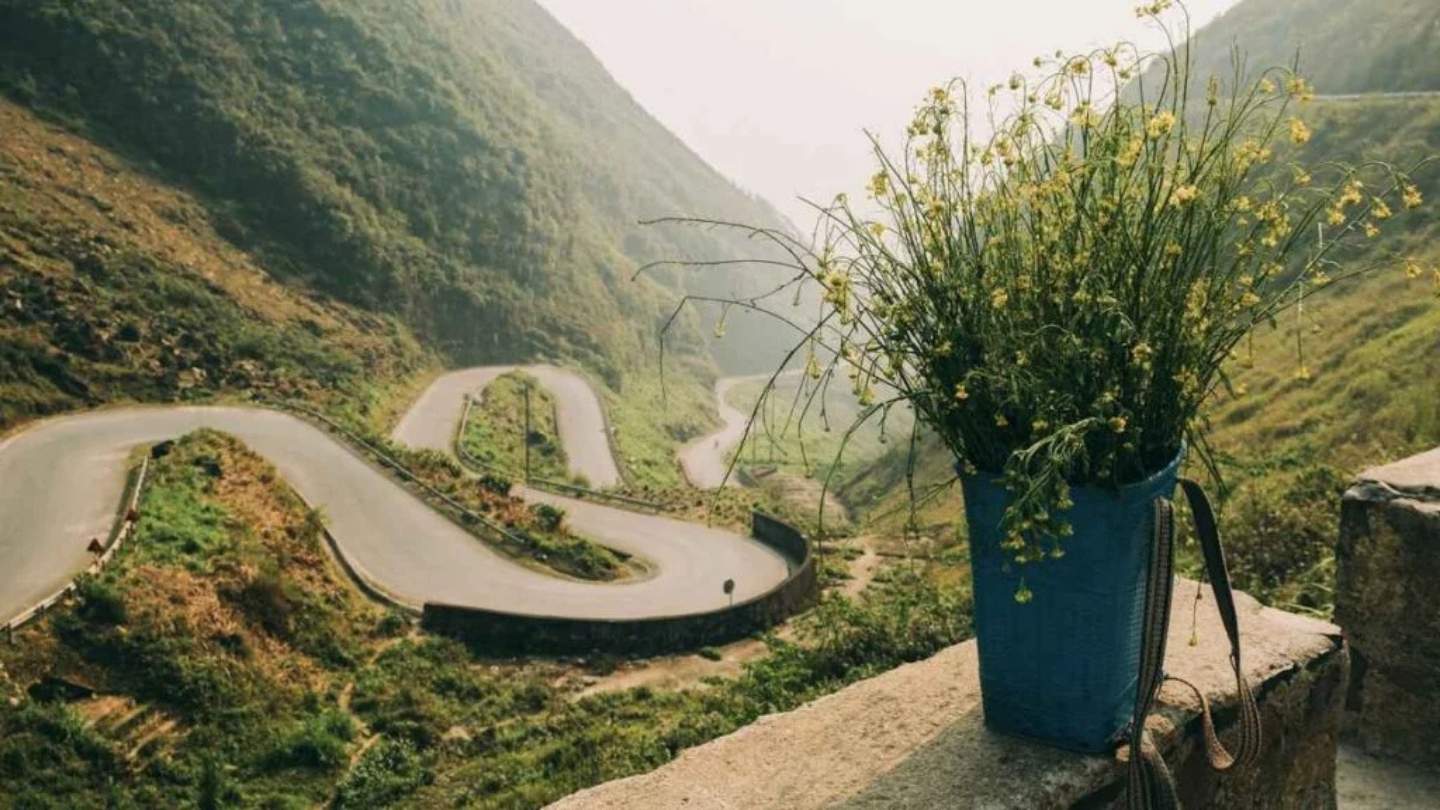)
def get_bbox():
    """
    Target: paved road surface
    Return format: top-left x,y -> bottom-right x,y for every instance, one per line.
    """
0,376 -> 788,626
678,371 -> 810,489
678,375 -> 762,489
